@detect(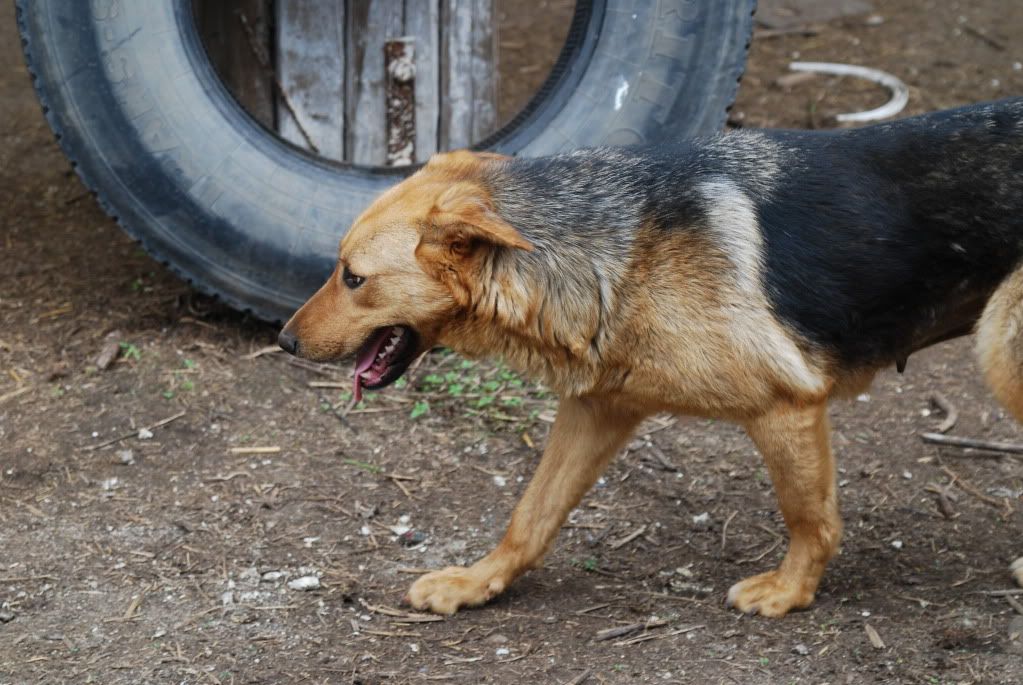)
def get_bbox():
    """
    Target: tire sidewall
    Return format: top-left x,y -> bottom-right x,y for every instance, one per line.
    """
19,0 -> 754,322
